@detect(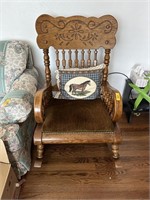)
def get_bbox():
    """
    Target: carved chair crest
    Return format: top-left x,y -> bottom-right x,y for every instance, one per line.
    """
36,15 -> 117,50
